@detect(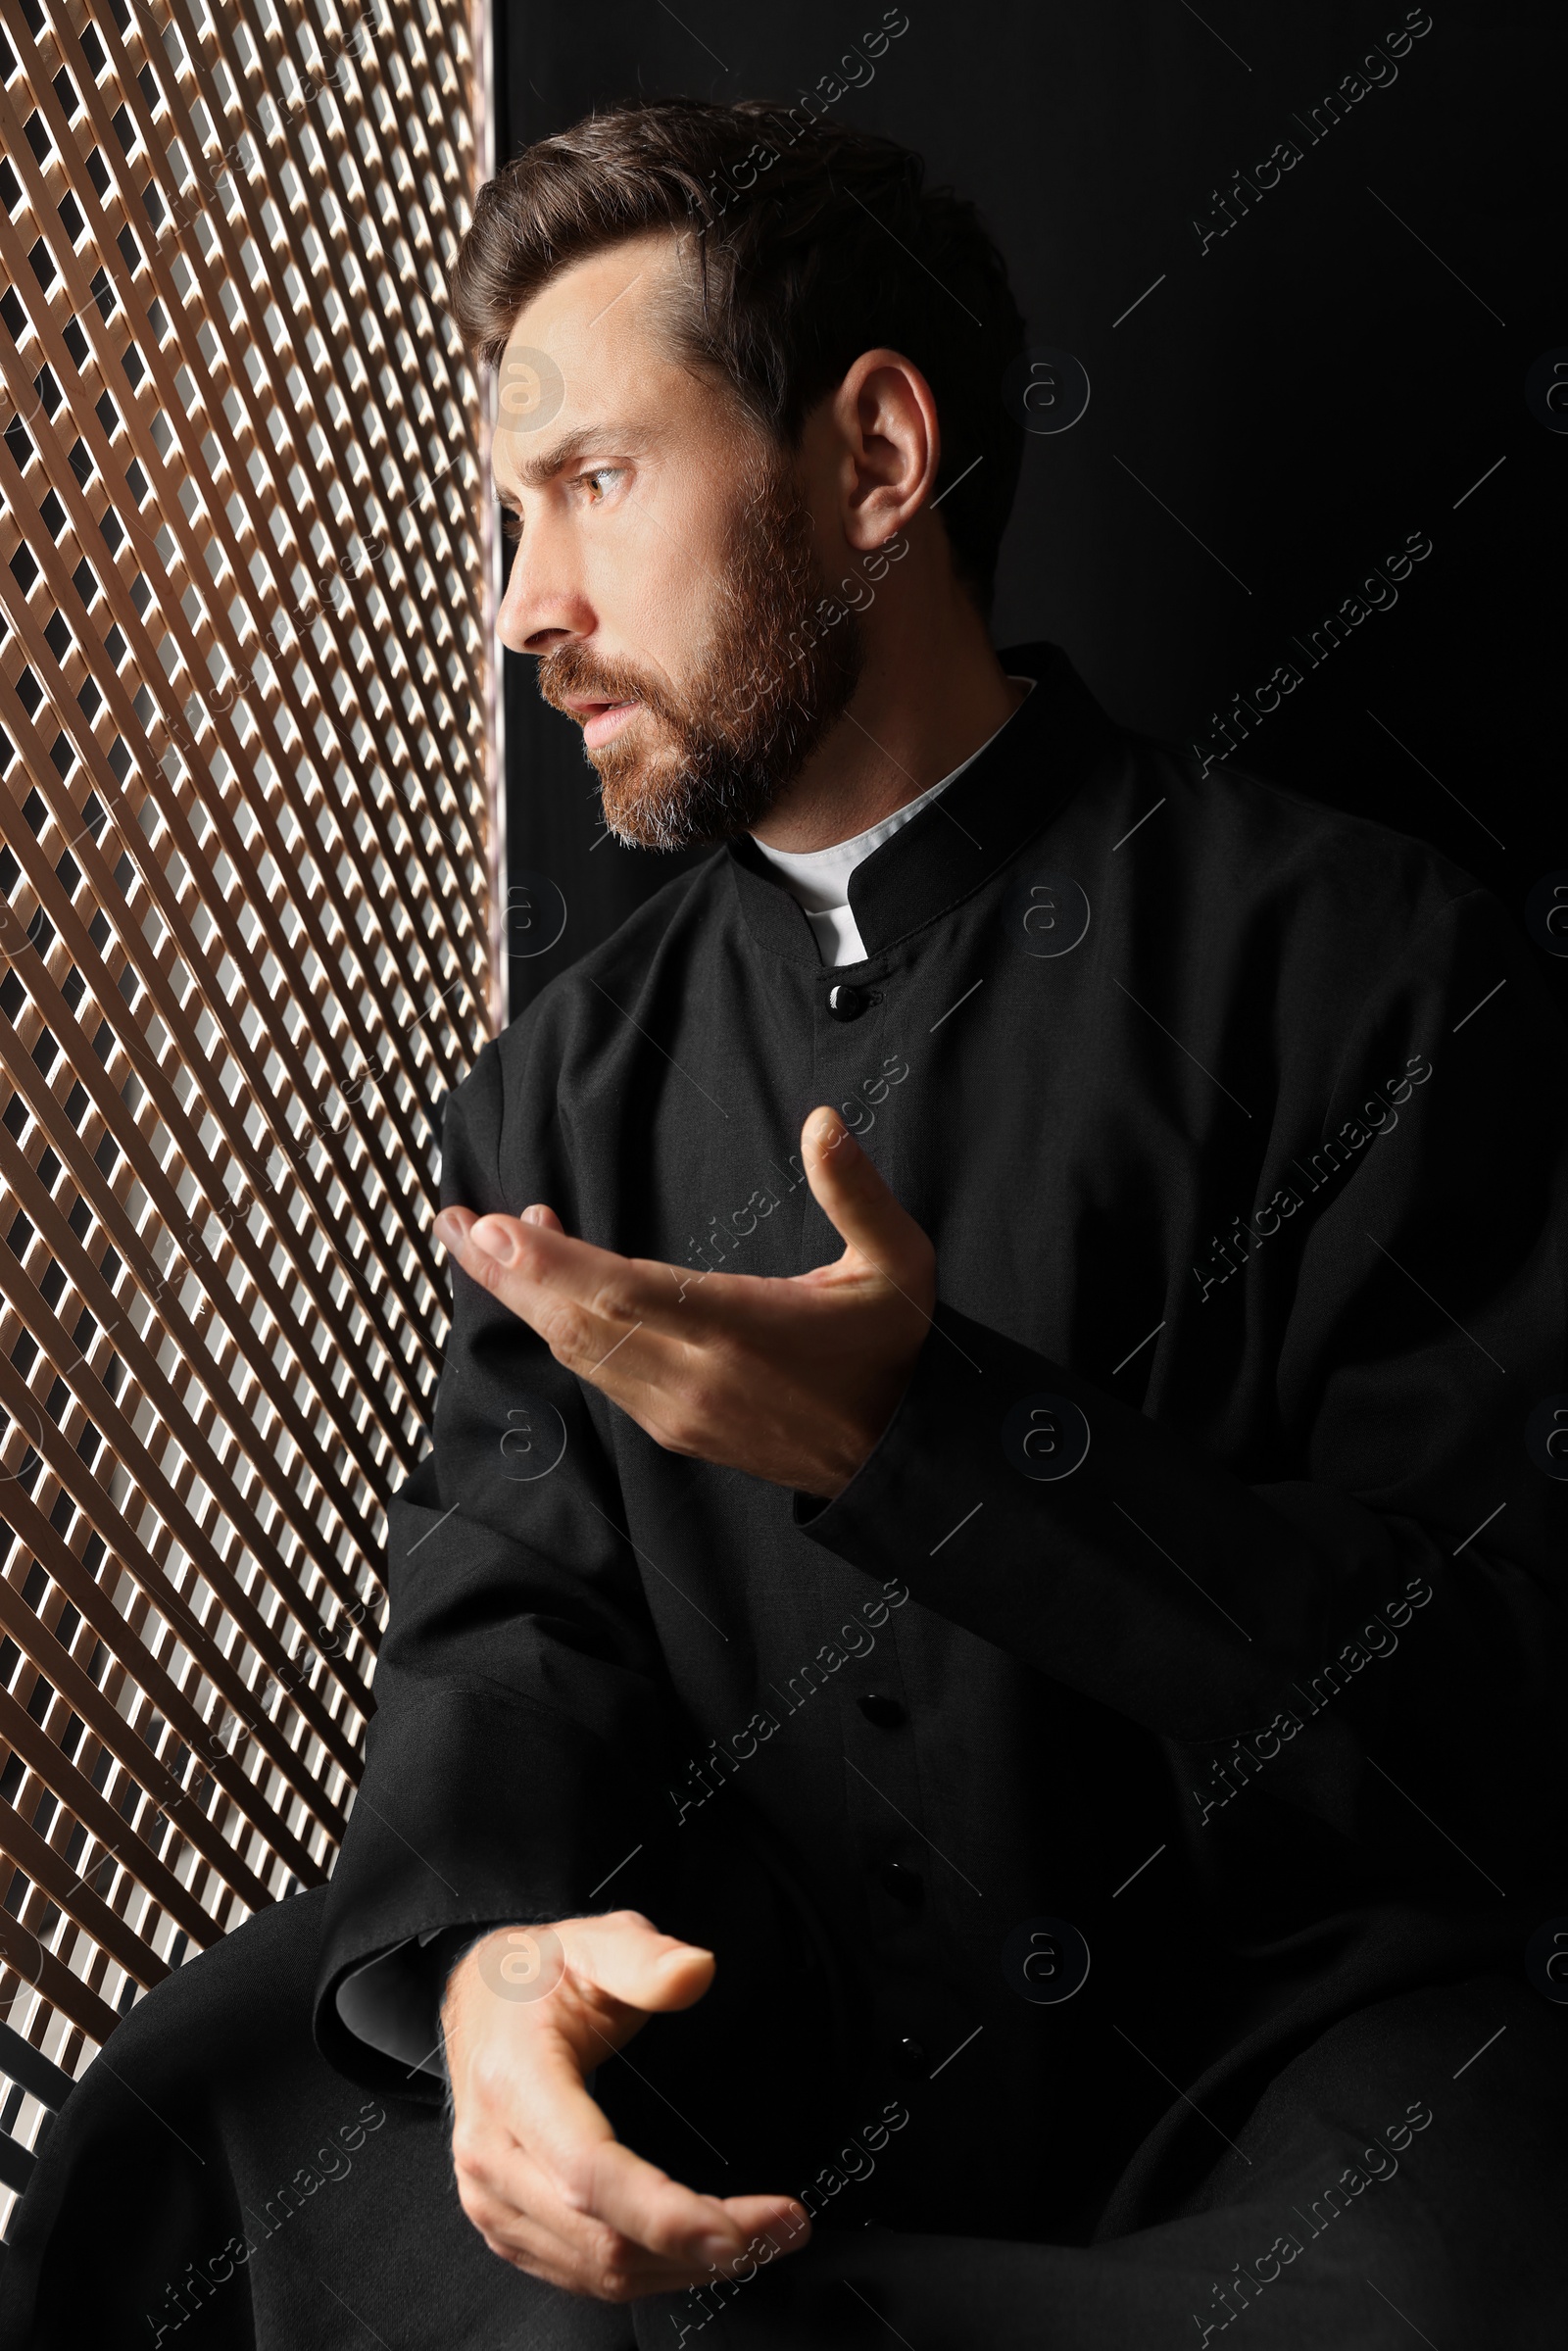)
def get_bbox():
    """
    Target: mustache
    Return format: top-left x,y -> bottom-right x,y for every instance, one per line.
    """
537,645 -> 672,727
